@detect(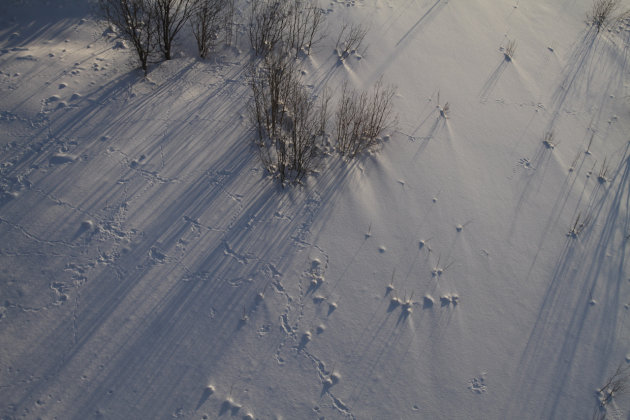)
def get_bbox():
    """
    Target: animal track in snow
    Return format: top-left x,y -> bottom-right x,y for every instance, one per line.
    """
440,294 -> 459,306
468,373 -> 487,394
